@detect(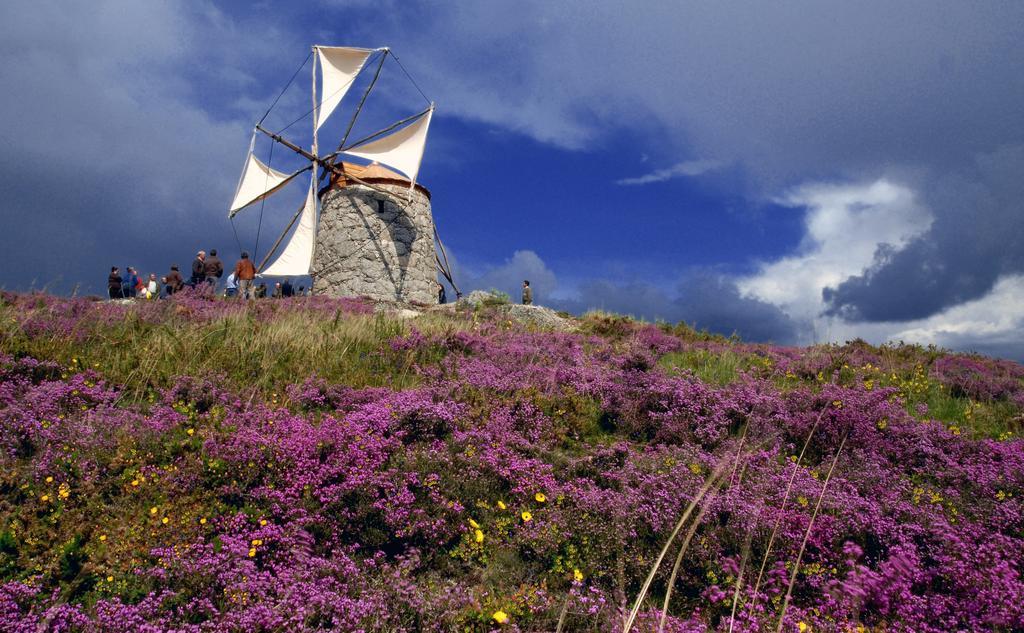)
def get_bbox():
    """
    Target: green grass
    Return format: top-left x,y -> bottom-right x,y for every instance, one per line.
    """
0,305 -> 468,401
657,349 -> 753,386
909,382 -> 1022,439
